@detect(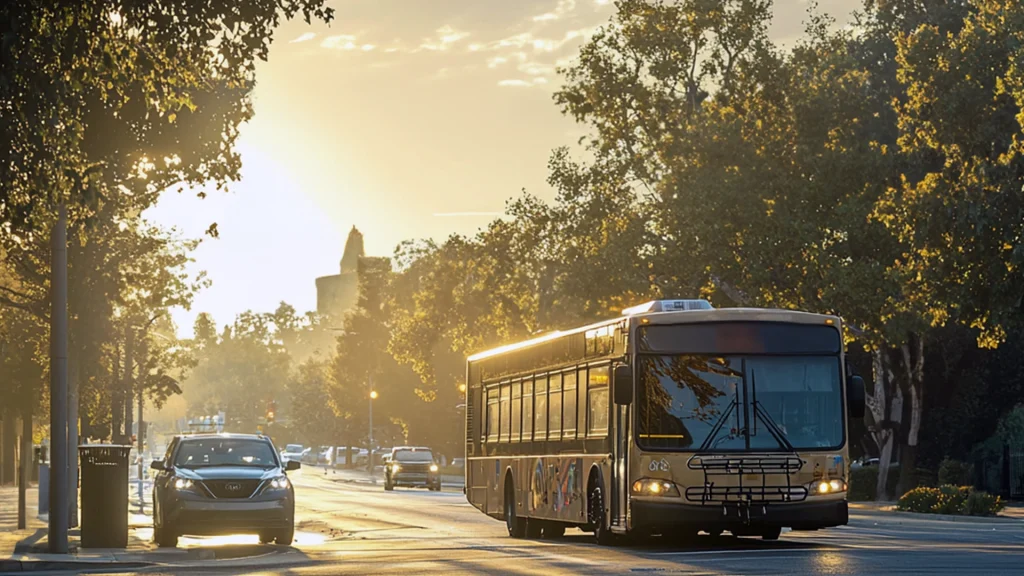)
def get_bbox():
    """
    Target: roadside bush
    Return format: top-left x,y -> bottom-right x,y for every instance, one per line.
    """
897,484 -> 1005,516
938,458 -> 974,486
964,490 -> 1005,516
896,487 -> 941,513
849,465 -> 901,501
932,485 -> 971,515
